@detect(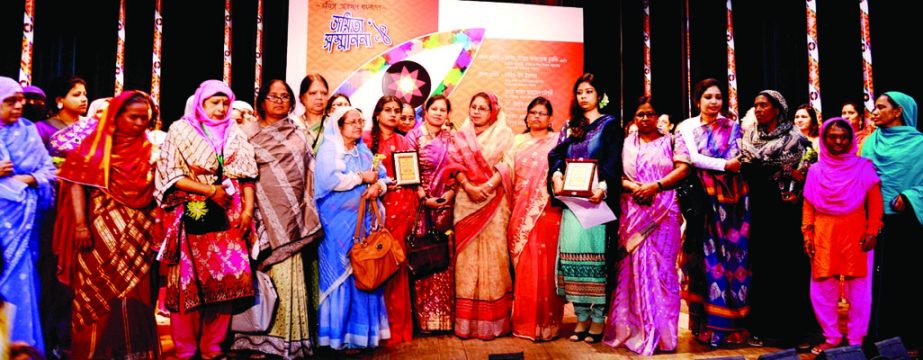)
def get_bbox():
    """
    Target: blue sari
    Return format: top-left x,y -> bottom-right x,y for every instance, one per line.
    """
314,111 -> 390,349
0,118 -> 56,350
